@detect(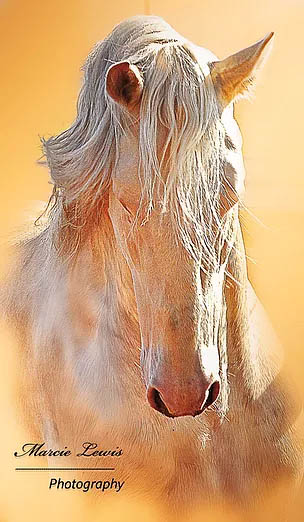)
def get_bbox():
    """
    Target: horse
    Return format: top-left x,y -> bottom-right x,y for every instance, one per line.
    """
2,14 -> 302,519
